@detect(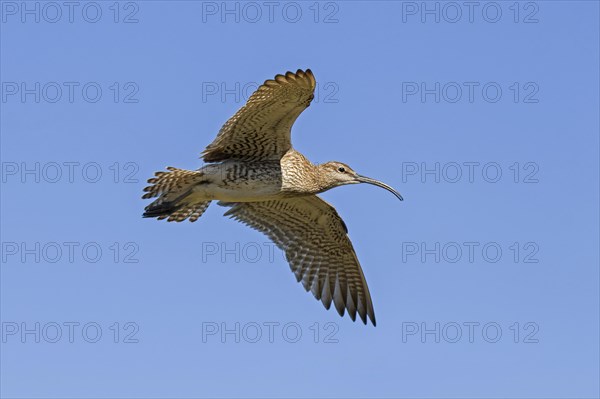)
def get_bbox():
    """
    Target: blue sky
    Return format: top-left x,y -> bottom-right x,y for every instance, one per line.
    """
1,1 -> 599,398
